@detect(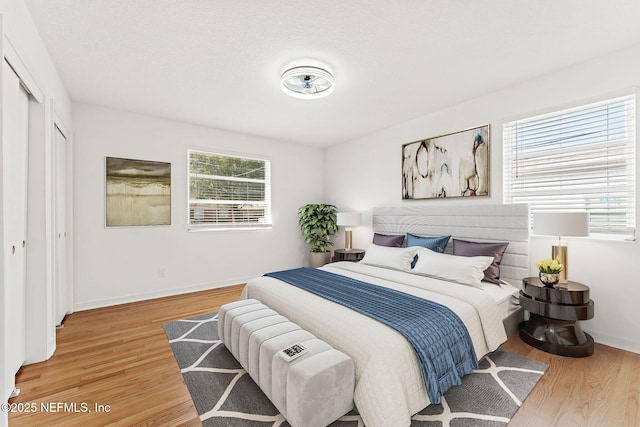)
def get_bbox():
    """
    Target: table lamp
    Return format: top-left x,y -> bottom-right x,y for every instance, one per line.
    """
533,211 -> 589,283
336,212 -> 361,251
